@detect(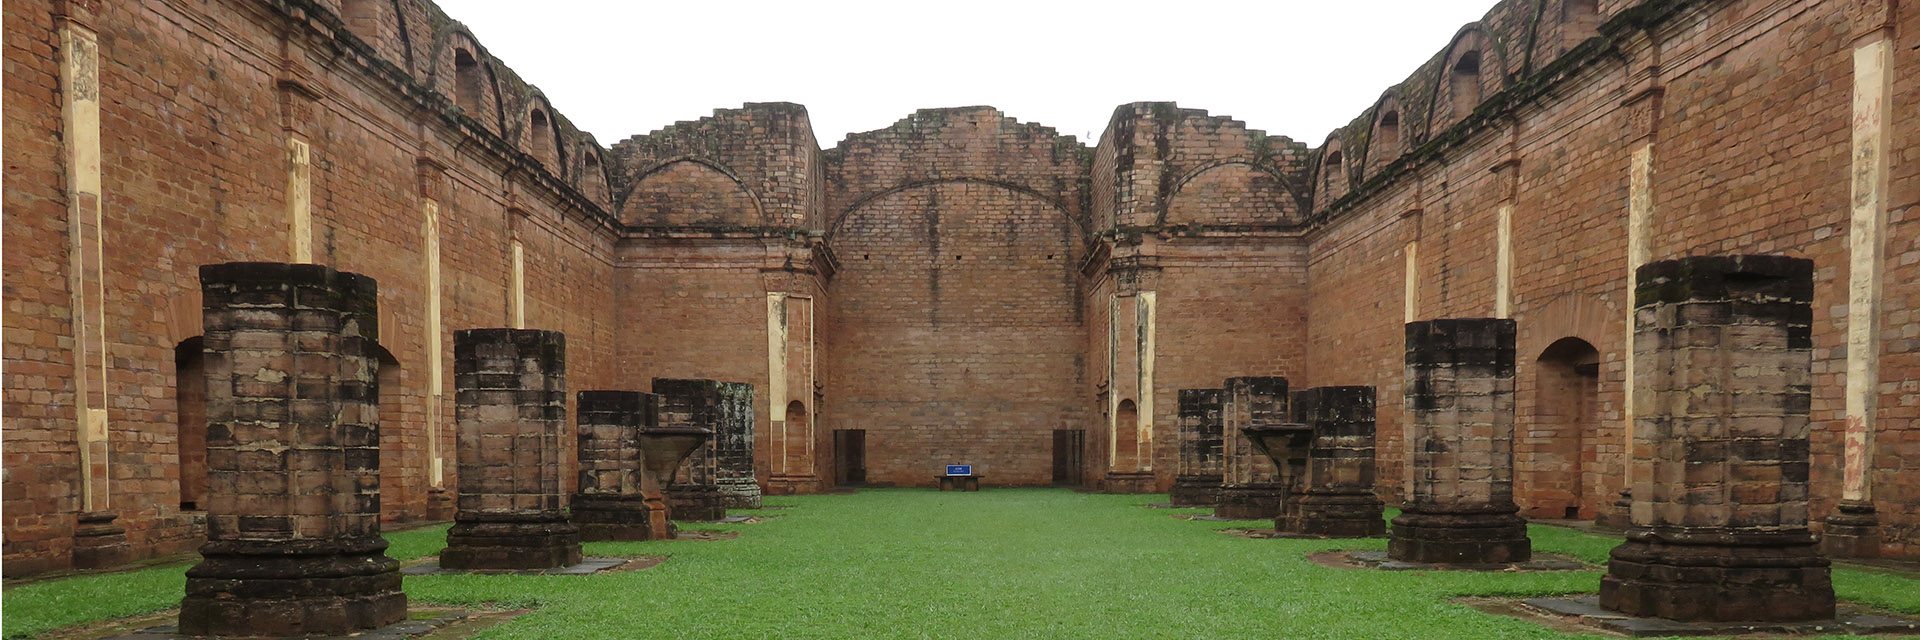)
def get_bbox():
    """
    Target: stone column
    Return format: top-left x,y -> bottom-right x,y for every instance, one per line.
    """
714,381 -> 760,509
573,391 -> 658,541
1170,388 -> 1224,507
441,329 -> 580,571
1389,318 -> 1530,564
1289,386 -> 1386,537
180,263 -> 404,636
1599,255 -> 1833,622
1215,377 -> 1288,520
655,378 -> 726,521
